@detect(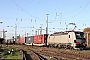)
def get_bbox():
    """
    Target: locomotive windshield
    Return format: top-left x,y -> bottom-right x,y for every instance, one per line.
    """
75,32 -> 85,39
